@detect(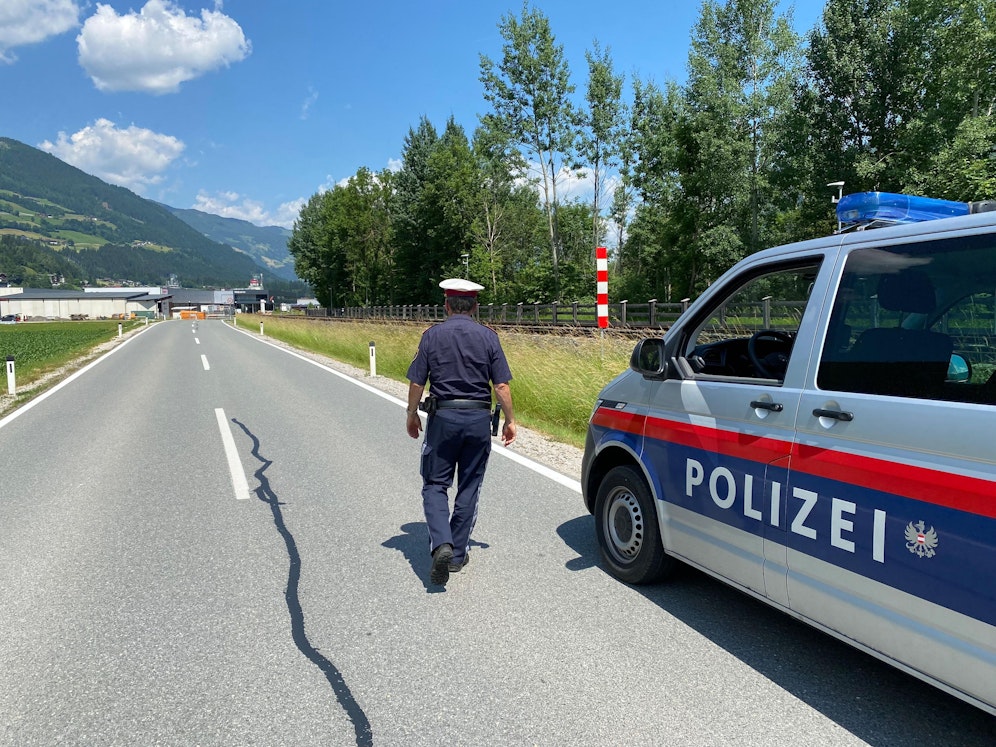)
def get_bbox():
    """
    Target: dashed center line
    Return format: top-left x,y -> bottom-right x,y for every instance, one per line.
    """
214,407 -> 250,501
